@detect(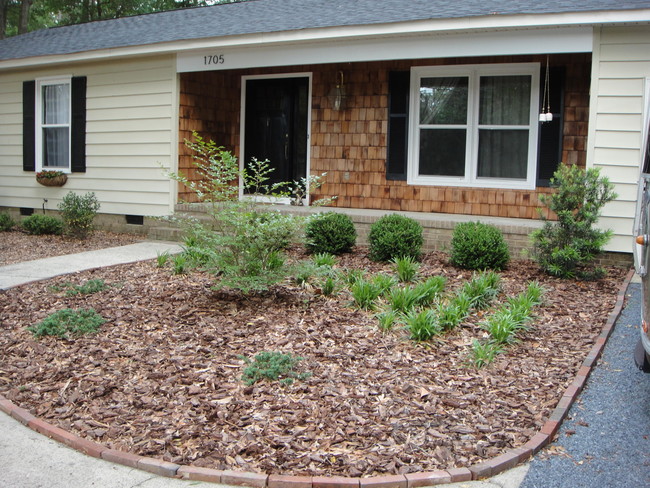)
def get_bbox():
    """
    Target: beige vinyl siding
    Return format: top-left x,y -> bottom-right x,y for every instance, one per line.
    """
0,54 -> 177,216
589,25 -> 650,253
